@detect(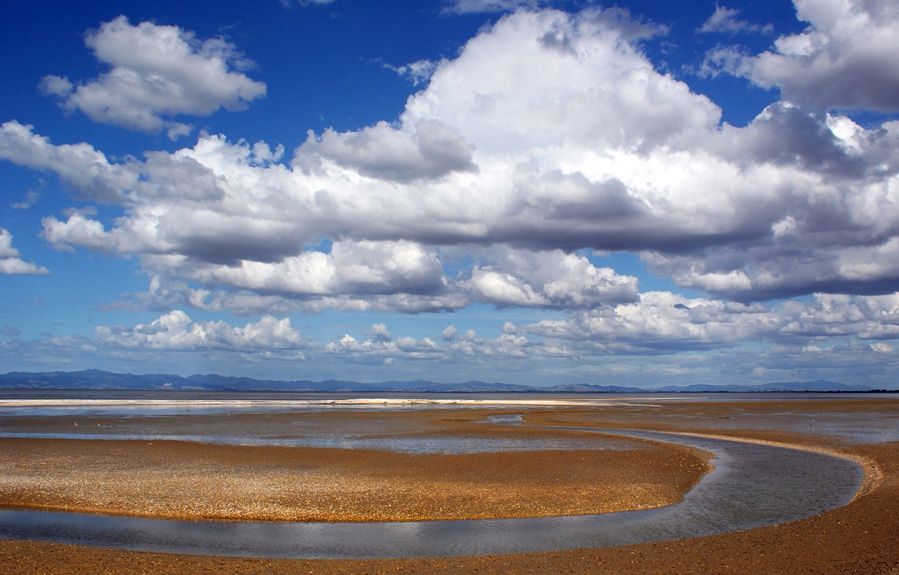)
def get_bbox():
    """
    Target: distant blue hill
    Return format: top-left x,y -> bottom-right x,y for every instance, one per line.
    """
654,380 -> 873,393
0,370 -> 879,393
